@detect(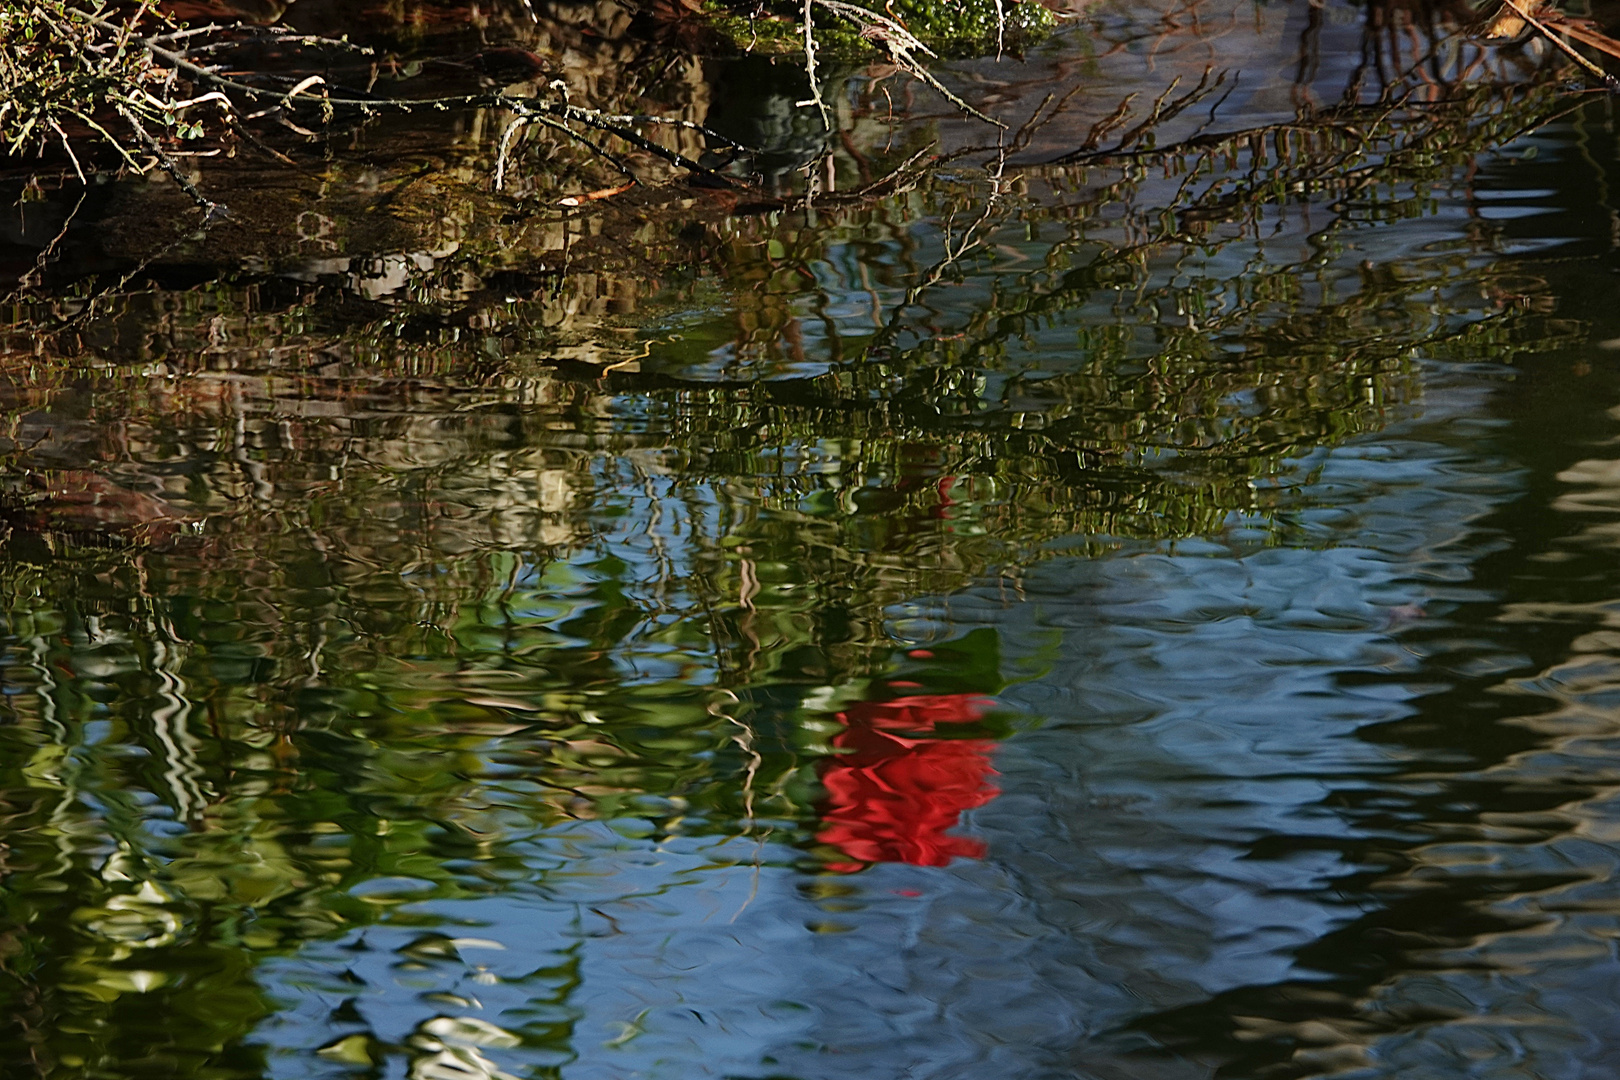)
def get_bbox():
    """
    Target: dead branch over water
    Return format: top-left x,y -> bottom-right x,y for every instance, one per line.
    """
2,0 -> 749,211
5,0 -> 1620,214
